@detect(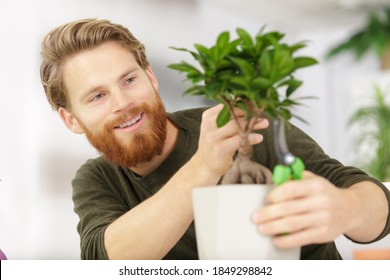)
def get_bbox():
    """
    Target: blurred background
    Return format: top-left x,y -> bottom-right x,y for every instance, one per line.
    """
0,0 -> 389,259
